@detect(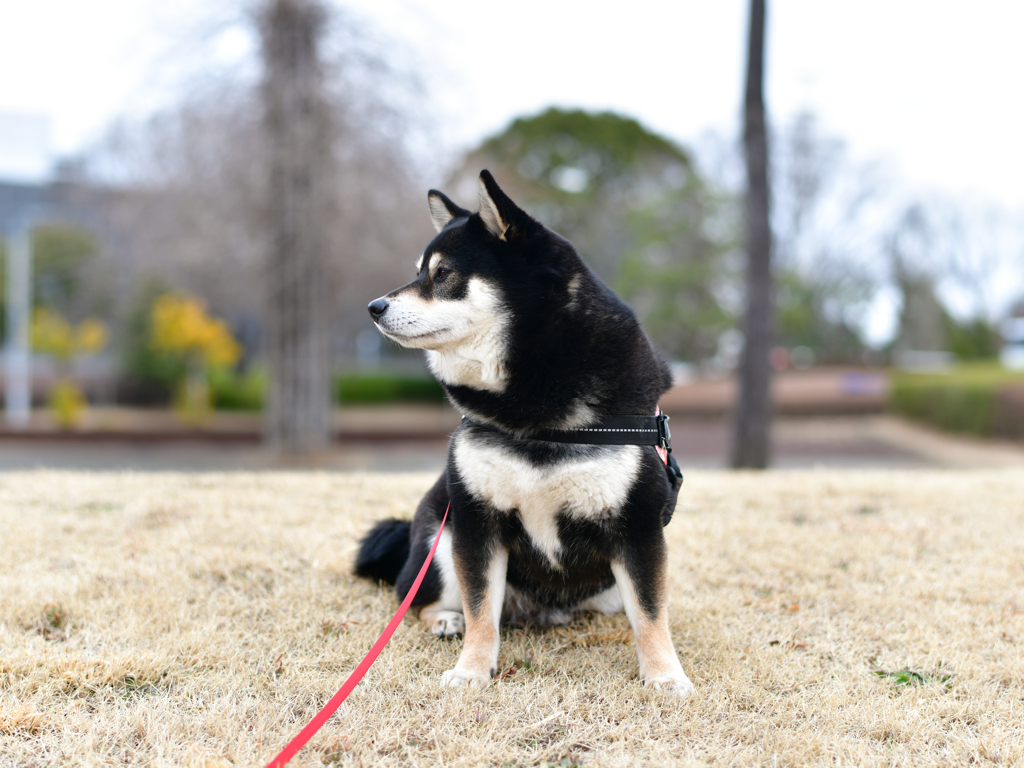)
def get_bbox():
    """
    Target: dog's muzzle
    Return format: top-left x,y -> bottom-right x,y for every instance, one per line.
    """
367,298 -> 389,322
